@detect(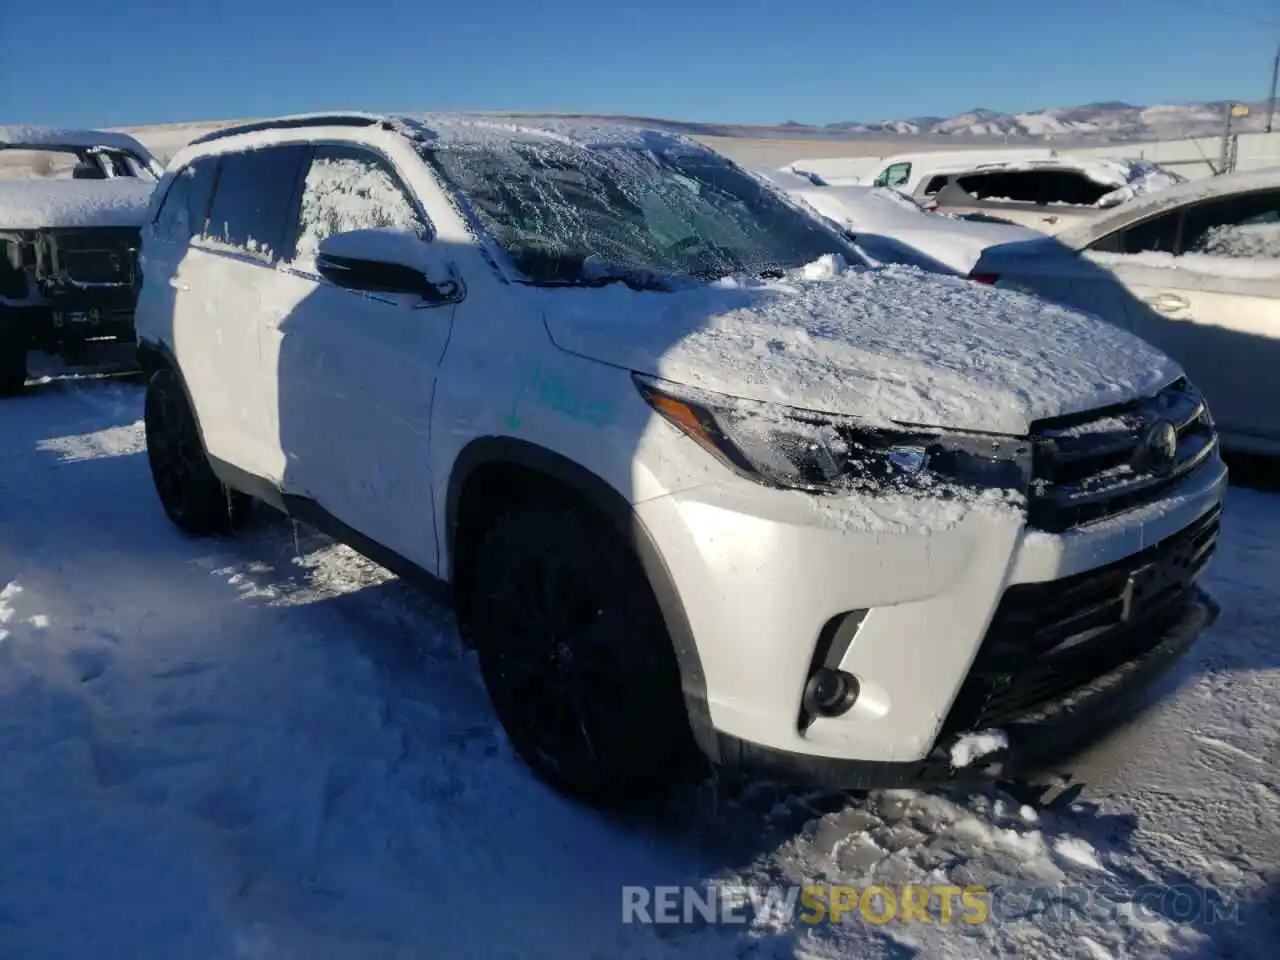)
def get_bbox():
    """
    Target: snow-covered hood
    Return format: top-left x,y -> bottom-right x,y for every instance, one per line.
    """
542,261 -> 1182,436
0,179 -> 155,230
